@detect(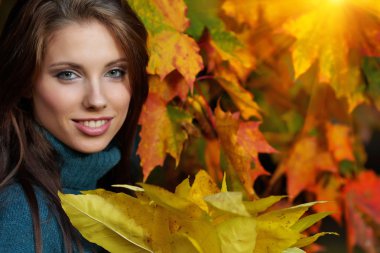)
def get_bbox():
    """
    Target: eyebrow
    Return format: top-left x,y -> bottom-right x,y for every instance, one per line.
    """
48,58 -> 128,69
105,58 -> 128,67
